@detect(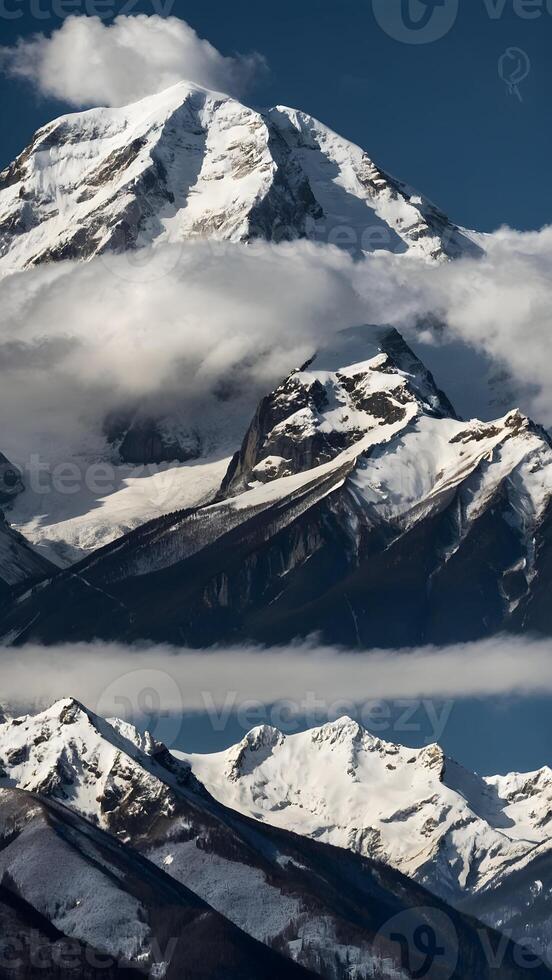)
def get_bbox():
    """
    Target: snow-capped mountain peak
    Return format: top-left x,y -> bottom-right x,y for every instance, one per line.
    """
0,80 -> 480,274
0,697 -> 194,833
220,324 -> 456,496
225,723 -> 286,781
